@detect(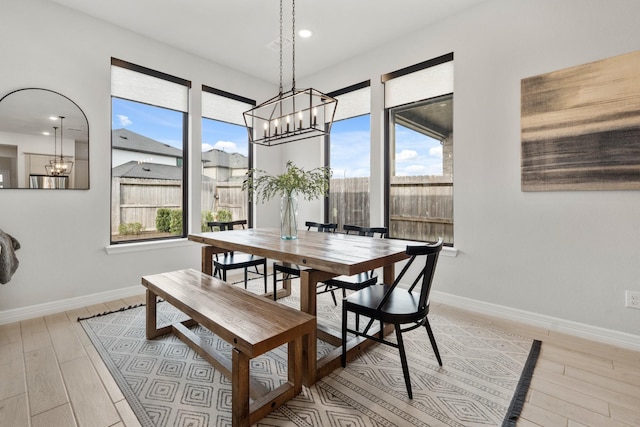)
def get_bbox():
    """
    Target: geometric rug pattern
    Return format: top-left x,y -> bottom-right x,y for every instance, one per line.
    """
79,278 -> 538,426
